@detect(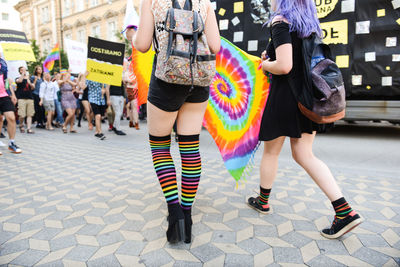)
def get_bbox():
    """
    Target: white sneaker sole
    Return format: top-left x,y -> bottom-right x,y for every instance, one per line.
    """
321,217 -> 363,239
